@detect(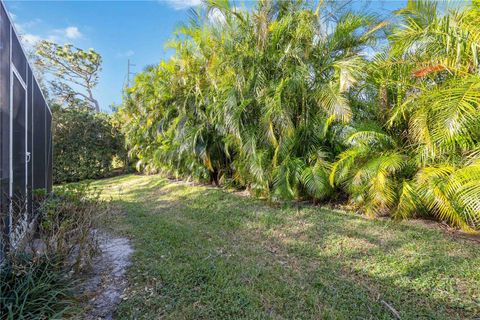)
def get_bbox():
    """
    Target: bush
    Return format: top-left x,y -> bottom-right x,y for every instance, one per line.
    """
52,106 -> 126,184
20,183 -> 107,272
